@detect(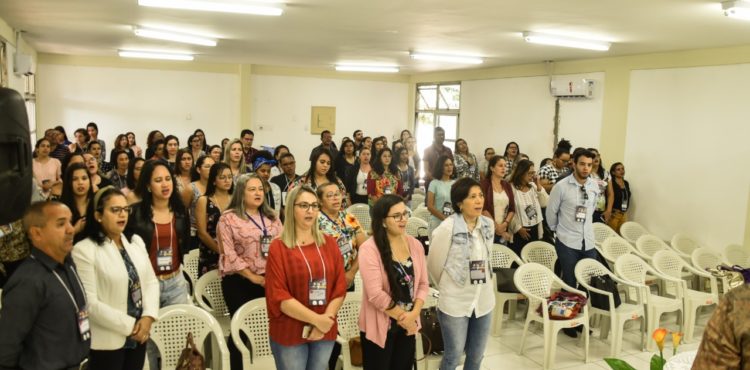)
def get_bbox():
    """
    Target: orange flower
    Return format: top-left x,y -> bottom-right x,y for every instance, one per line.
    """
672,332 -> 683,355
652,328 -> 667,352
